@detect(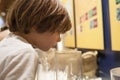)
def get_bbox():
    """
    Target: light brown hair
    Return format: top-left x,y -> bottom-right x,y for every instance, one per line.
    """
6,0 -> 72,34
